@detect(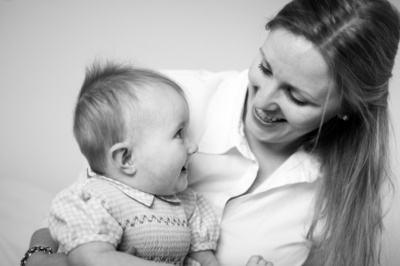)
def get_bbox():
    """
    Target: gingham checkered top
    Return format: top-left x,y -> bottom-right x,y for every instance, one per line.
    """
49,175 -> 219,265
